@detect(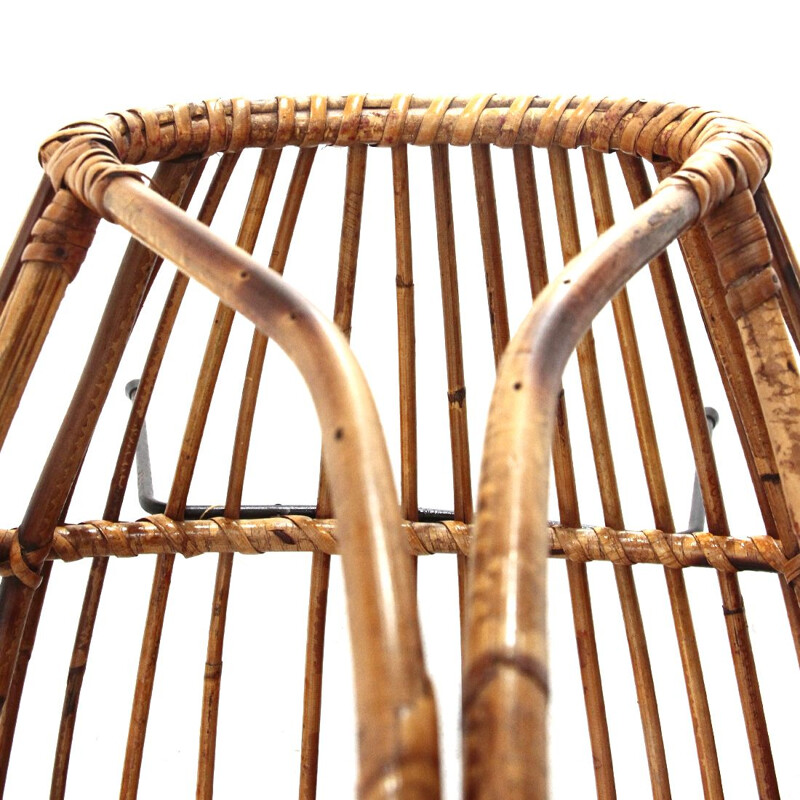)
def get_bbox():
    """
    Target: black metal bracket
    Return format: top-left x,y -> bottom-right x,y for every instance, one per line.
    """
125,380 -> 718,531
